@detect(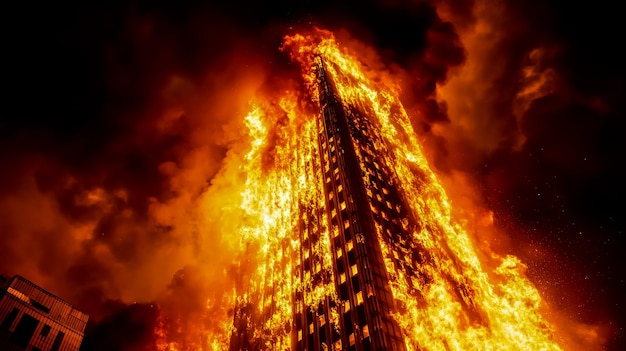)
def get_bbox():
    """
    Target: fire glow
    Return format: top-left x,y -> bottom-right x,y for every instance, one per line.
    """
156,28 -> 578,350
